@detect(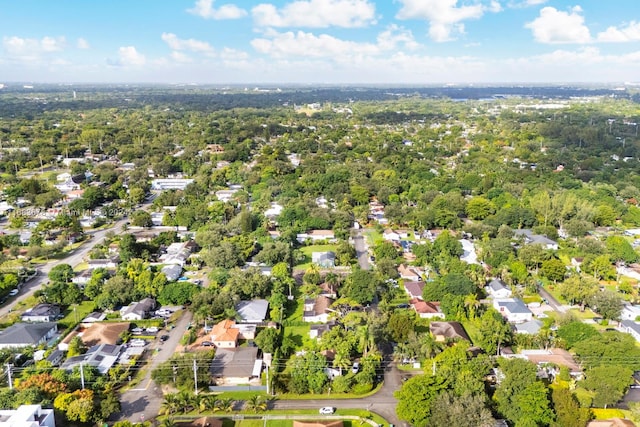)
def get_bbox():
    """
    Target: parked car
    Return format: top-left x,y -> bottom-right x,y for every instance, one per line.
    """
146,327 -> 159,334
201,341 -> 213,347
131,327 -> 144,335
8,289 -> 19,296
319,407 -> 335,415
160,334 -> 170,342
351,362 -> 360,374
129,339 -> 146,347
